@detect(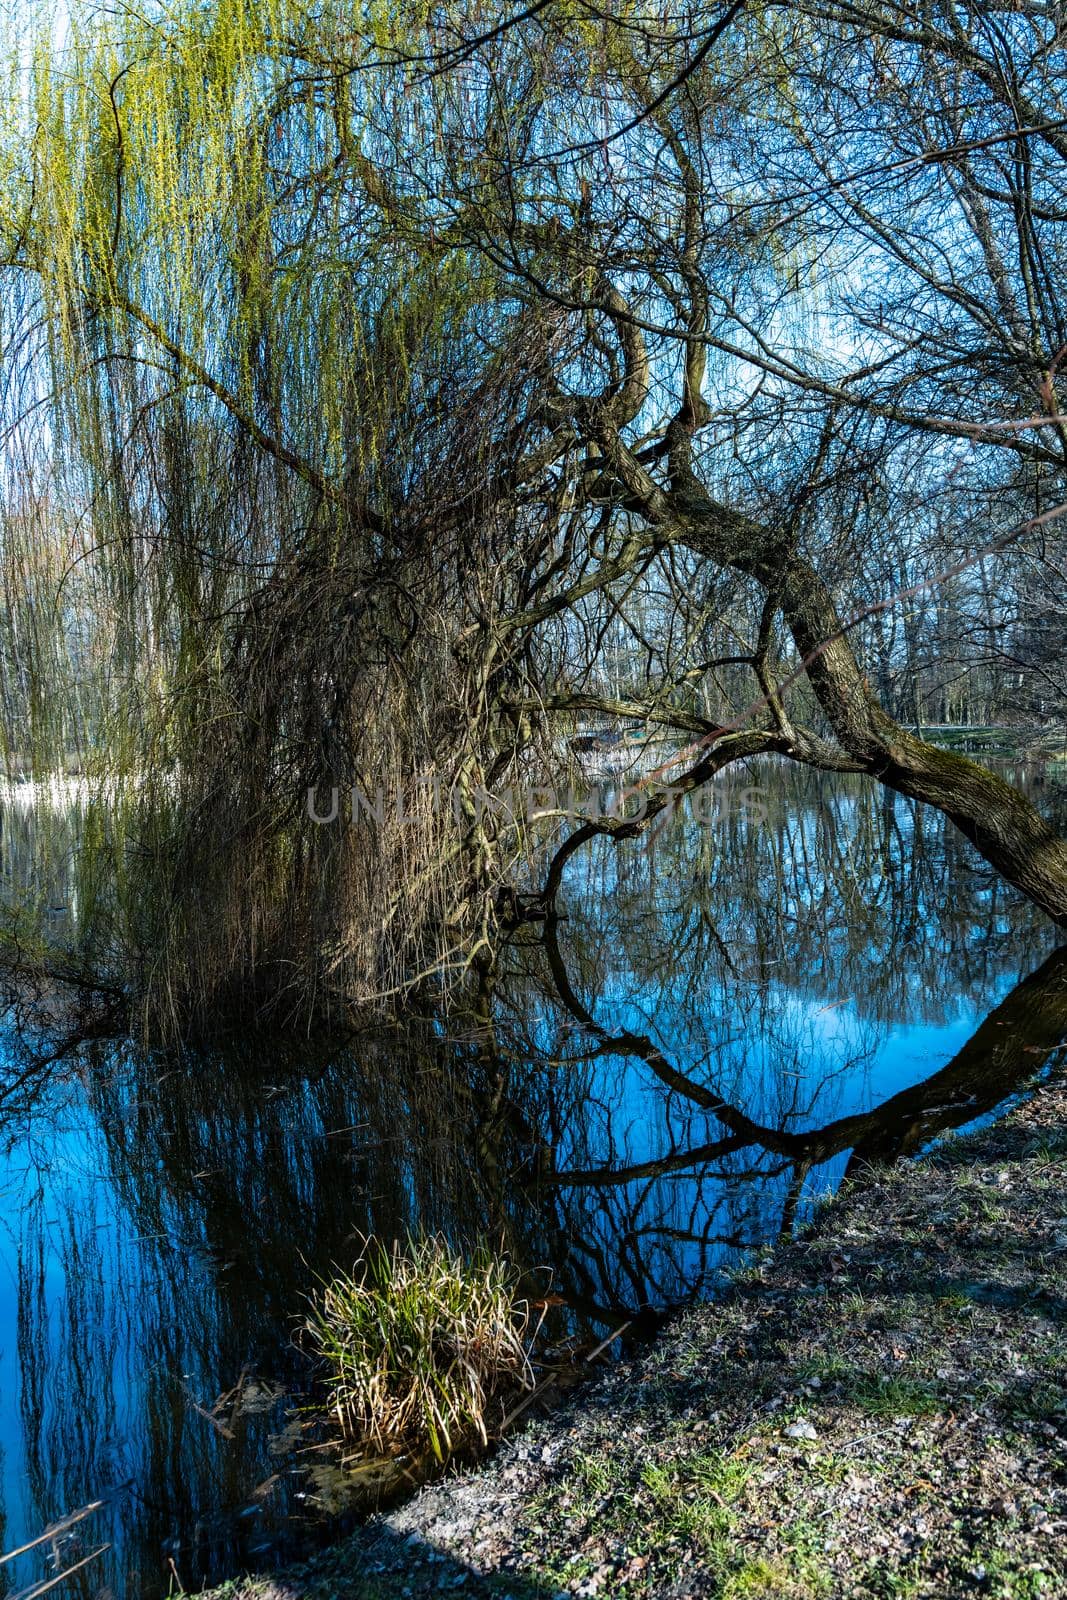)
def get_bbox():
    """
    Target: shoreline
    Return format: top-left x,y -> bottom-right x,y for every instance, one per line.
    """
200,1068 -> 1067,1599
